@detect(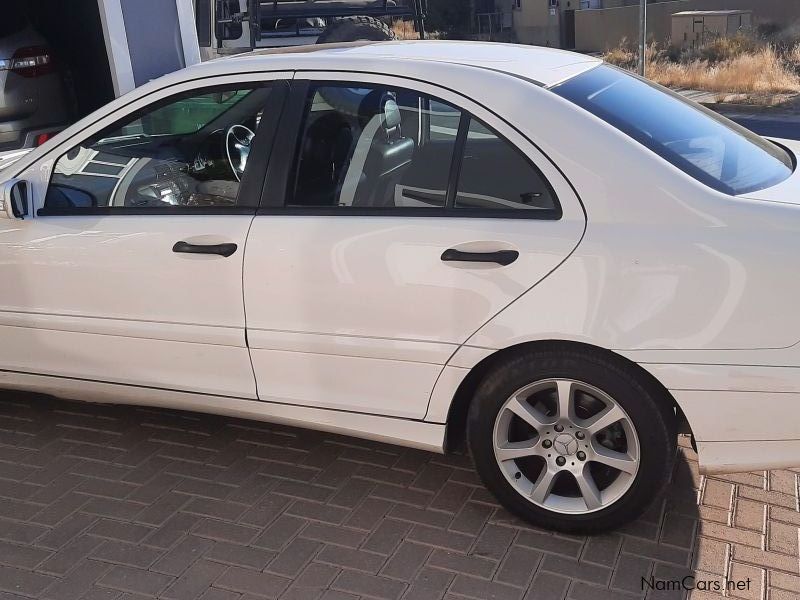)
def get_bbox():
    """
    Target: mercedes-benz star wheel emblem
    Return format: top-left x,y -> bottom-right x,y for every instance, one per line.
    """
553,434 -> 578,456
